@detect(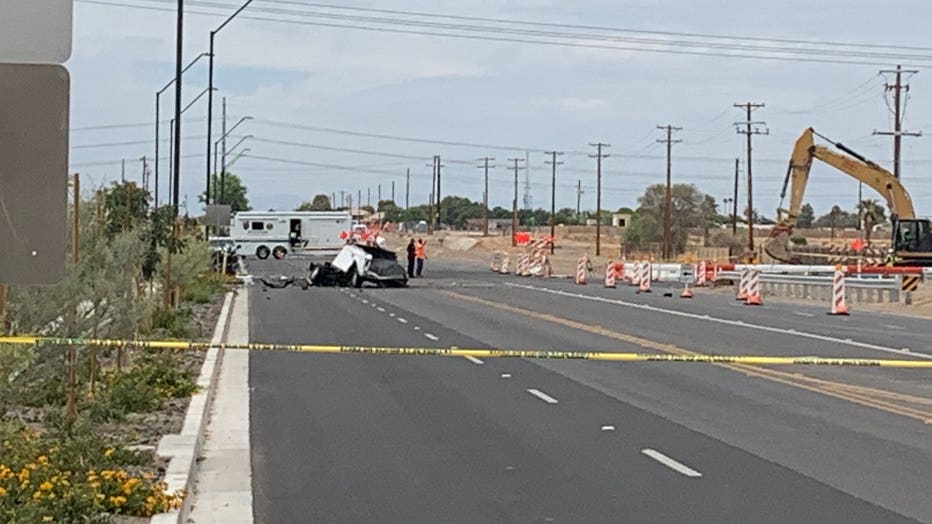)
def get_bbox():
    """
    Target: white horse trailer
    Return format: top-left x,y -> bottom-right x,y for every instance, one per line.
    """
230,210 -> 351,259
